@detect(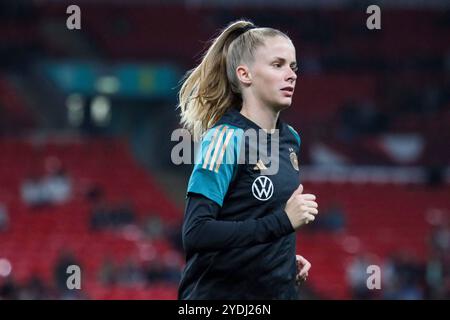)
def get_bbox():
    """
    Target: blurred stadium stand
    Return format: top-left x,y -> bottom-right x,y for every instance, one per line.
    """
0,0 -> 449,299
